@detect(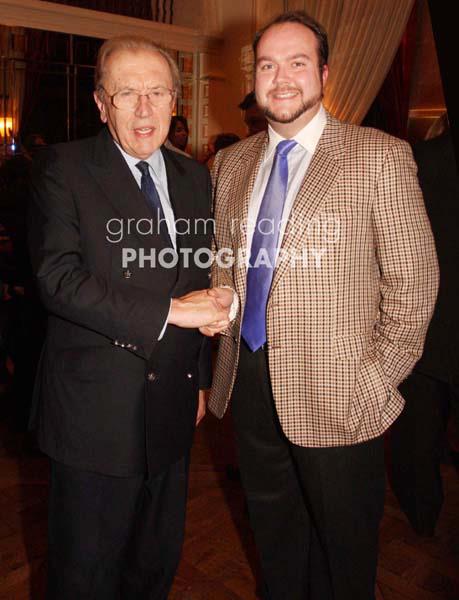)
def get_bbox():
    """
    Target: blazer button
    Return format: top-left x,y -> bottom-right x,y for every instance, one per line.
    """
186,372 -> 193,379
147,372 -> 156,382
123,269 -> 132,279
